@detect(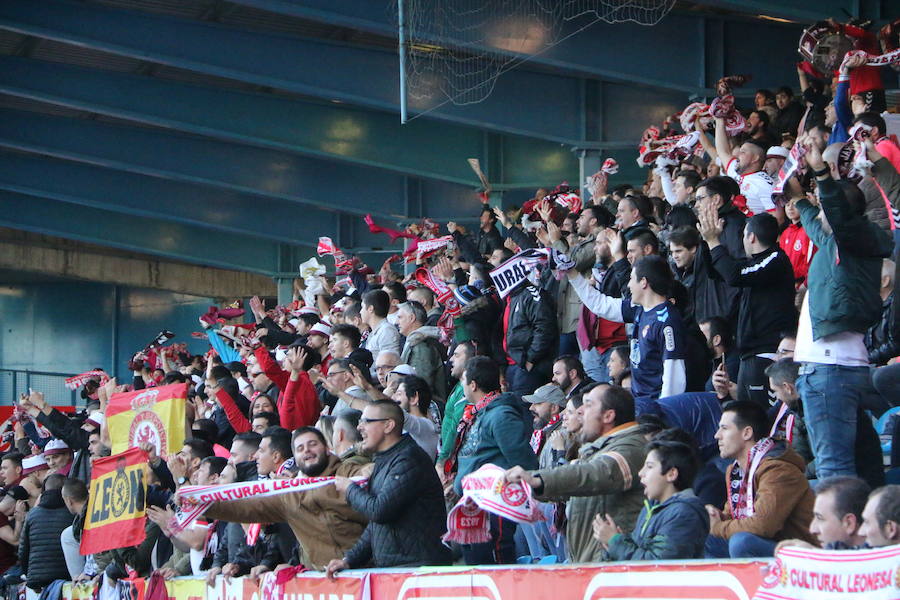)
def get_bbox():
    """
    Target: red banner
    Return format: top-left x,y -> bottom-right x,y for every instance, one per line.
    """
81,447 -> 149,555
65,562 -> 767,600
